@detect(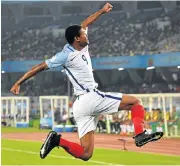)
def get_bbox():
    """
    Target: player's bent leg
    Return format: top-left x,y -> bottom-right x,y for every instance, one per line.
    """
119,94 -> 163,147
40,130 -> 94,161
79,131 -> 94,161
119,94 -> 143,134
119,94 -> 141,110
